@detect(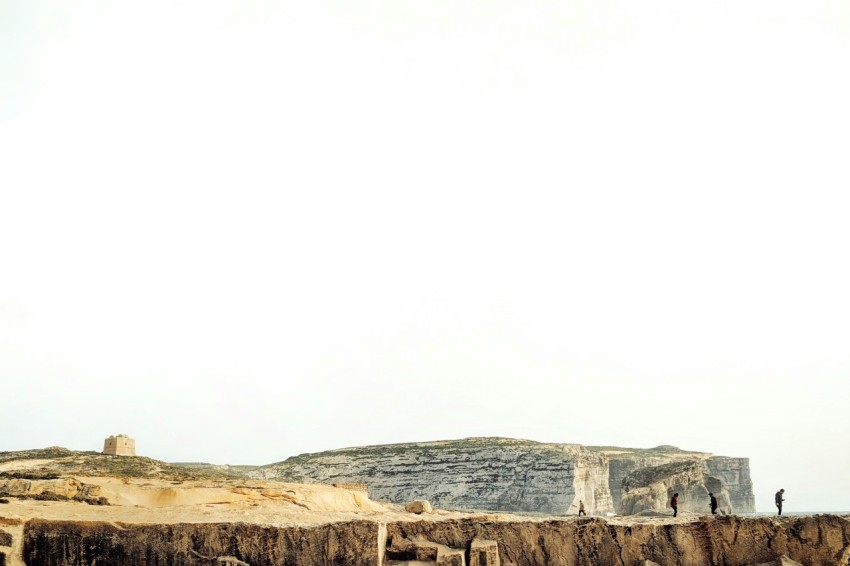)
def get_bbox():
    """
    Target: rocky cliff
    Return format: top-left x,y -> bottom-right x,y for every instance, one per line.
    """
705,457 -> 755,514
587,446 -> 755,514
620,461 -> 731,516
251,439 -> 755,515
13,515 -> 850,566
588,446 -> 707,513
250,438 -> 613,516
